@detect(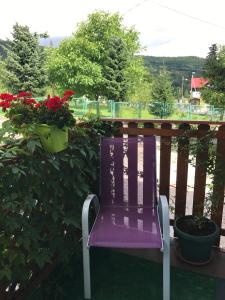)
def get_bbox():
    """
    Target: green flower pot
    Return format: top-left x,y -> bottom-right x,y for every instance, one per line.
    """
34,124 -> 68,153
